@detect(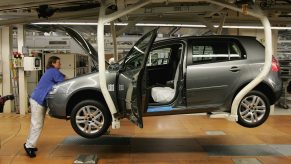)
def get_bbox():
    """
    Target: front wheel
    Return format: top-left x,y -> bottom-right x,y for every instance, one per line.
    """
237,90 -> 270,128
70,100 -> 111,138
